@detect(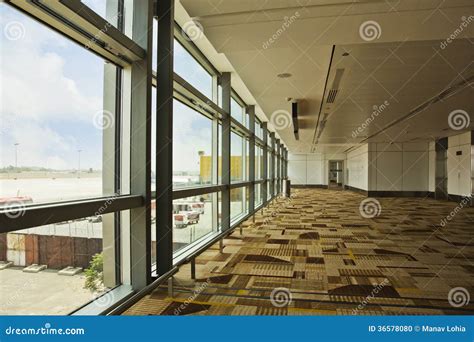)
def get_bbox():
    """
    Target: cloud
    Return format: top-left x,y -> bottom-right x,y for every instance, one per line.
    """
0,4 -> 103,170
